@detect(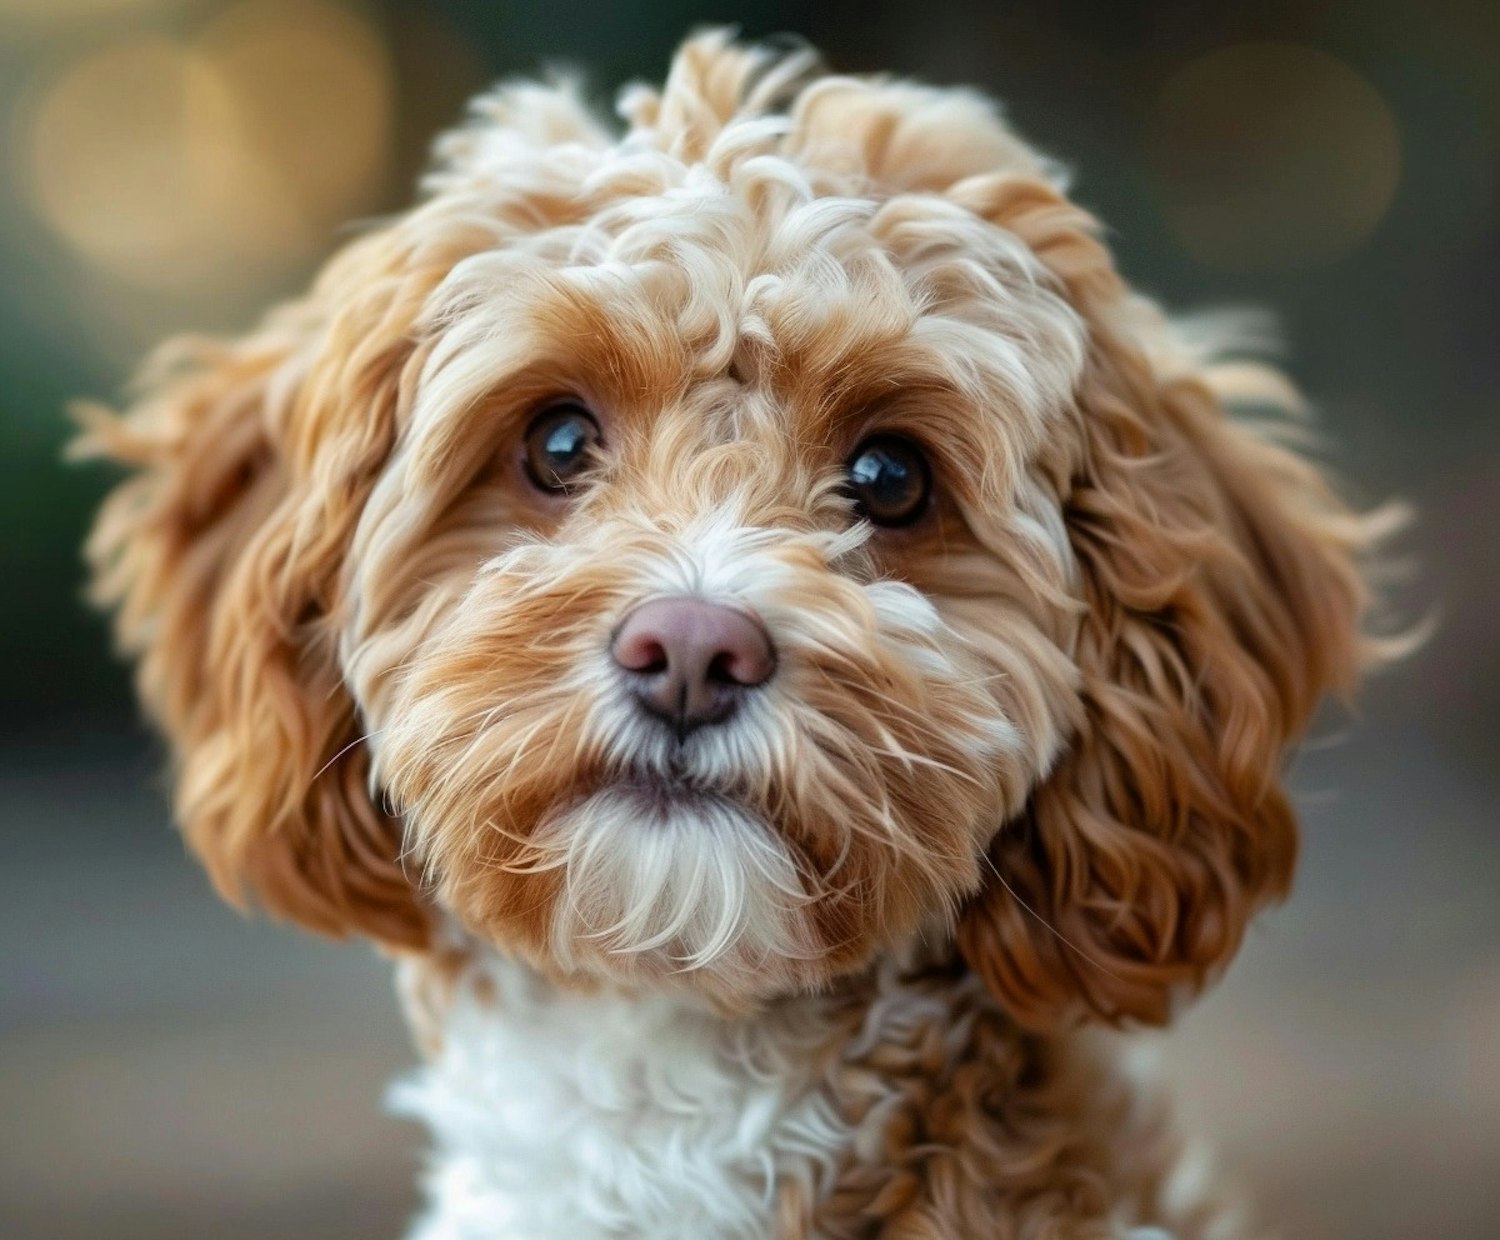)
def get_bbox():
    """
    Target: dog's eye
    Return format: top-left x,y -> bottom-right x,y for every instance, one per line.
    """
845,435 -> 931,527
523,403 -> 602,494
